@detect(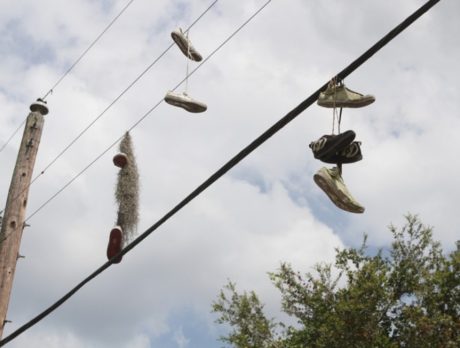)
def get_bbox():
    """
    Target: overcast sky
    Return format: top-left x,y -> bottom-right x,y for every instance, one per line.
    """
0,0 -> 459,347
